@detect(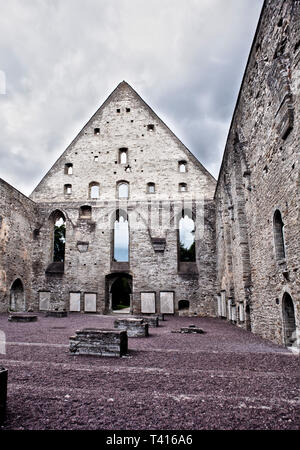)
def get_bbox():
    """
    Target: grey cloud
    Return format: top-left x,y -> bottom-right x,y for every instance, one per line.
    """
0,0 -> 264,195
